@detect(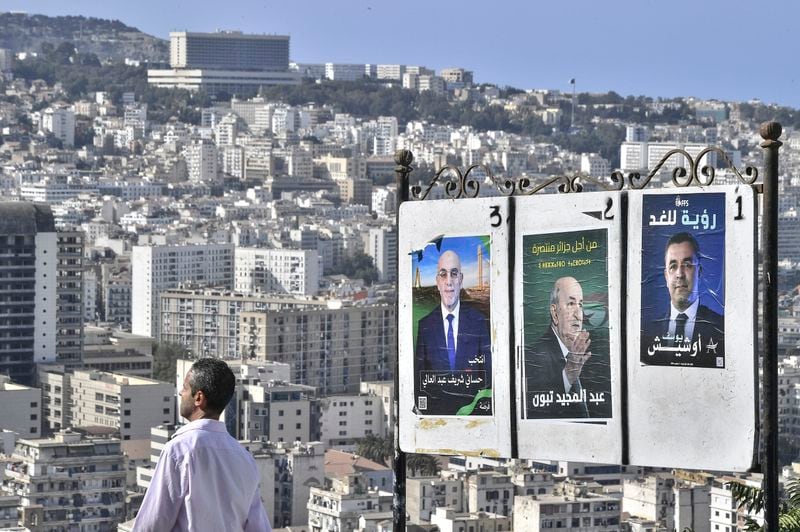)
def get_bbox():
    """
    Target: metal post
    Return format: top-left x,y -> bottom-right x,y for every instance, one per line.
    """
393,149 -> 413,531
760,121 -> 782,530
